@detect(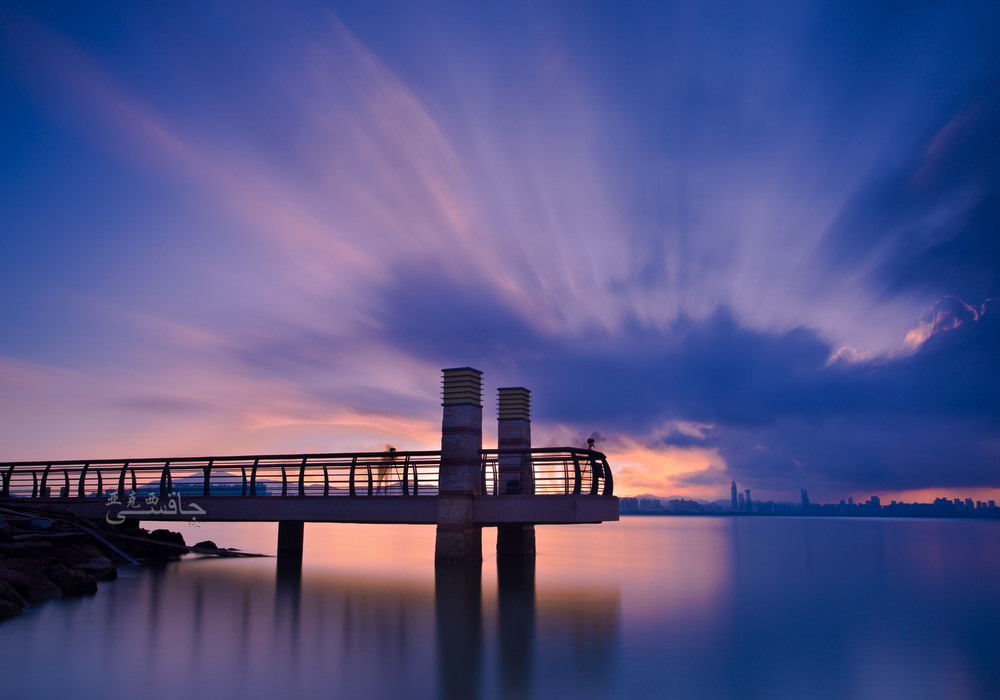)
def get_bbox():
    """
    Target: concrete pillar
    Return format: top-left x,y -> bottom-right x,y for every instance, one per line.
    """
435,368 -> 483,562
497,387 -> 536,556
276,520 -> 304,570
